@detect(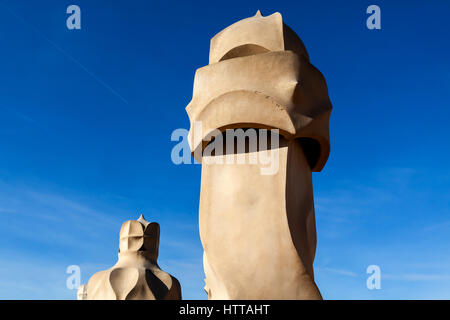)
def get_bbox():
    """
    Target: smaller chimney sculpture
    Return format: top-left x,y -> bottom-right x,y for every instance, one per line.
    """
85,215 -> 181,300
